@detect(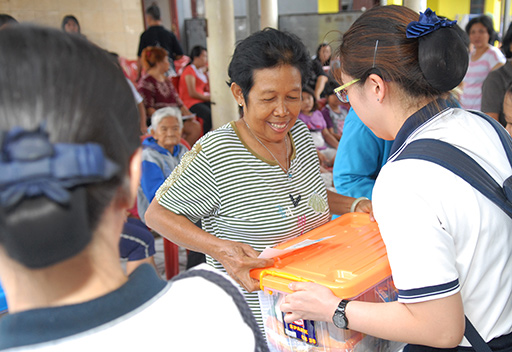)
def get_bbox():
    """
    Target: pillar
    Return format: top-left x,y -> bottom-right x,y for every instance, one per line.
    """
247,0 -> 260,34
205,0 -> 238,129
403,0 -> 427,13
260,0 -> 278,29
